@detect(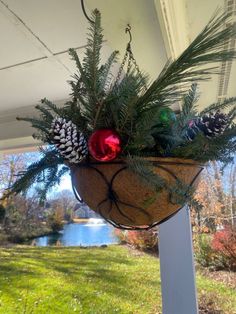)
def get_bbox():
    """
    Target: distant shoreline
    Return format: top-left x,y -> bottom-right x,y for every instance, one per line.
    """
72,218 -> 90,223
72,218 -> 102,223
